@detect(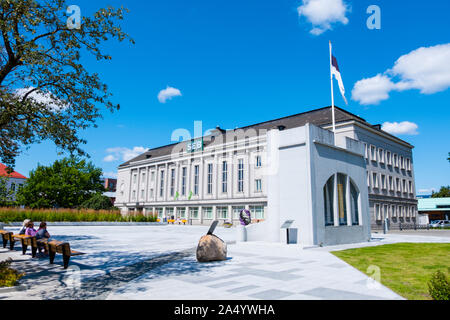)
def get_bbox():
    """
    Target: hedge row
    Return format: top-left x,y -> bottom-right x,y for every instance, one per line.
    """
0,208 -> 158,223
